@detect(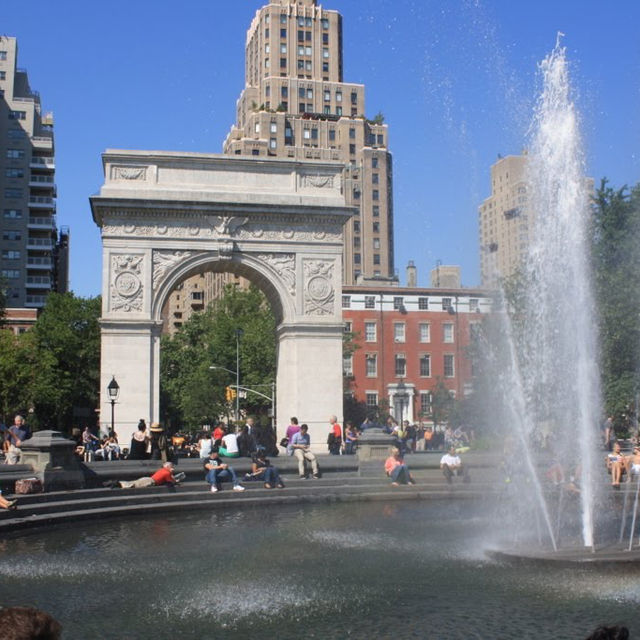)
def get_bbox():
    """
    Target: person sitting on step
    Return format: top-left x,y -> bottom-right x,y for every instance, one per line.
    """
384,446 -> 416,486
440,446 -> 470,484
